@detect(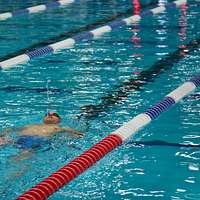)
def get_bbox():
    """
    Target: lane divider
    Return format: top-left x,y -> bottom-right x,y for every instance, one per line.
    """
0,0 -> 159,62
0,0 -> 74,21
0,0 -> 186,70
16,73 -> 200,200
